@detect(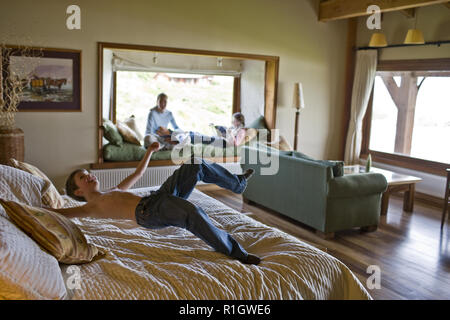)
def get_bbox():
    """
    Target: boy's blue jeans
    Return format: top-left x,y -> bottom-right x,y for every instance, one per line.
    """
135,157 -> 249,261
